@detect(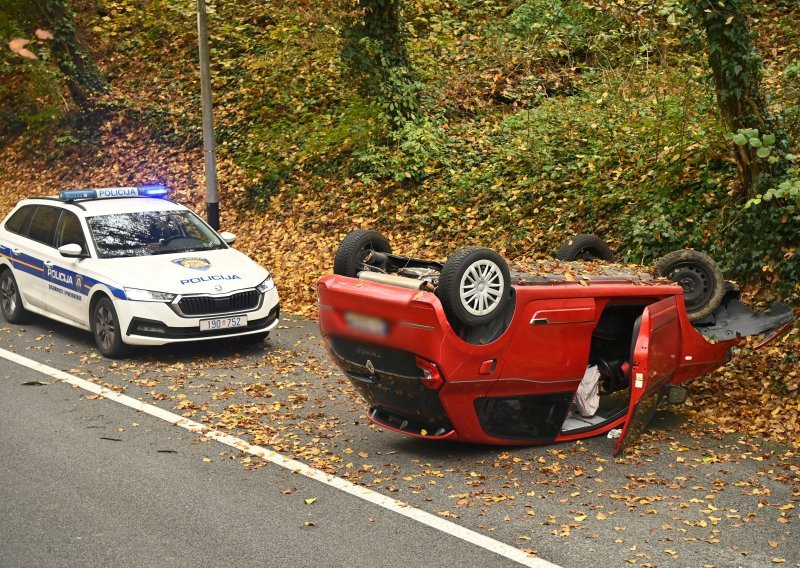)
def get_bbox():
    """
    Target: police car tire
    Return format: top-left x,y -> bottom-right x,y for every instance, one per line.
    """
92,296 -> 129,358
0,268 -> 29,324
